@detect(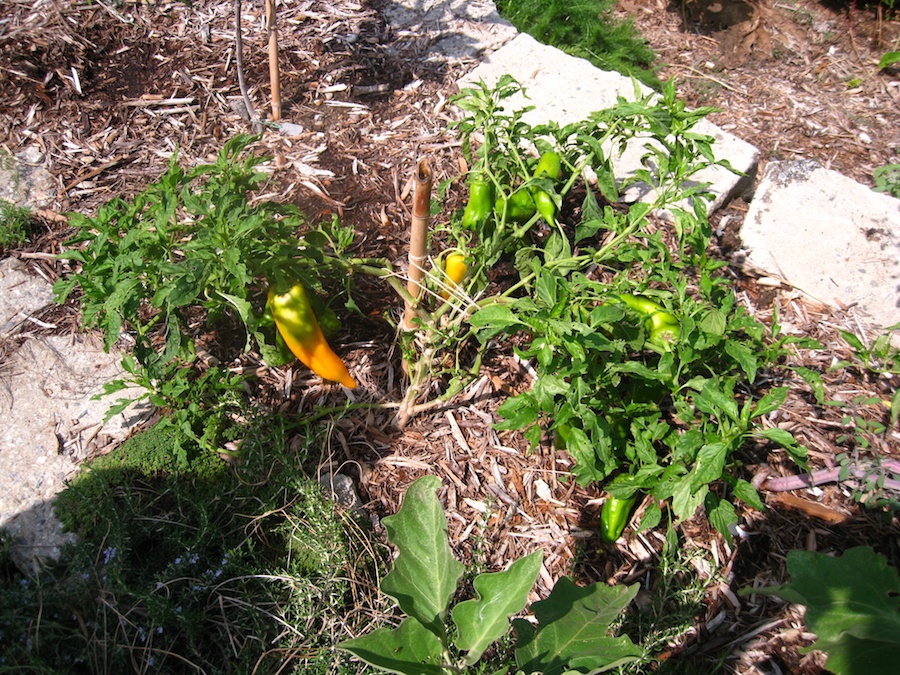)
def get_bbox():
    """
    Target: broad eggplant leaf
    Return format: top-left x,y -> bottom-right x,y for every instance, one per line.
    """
337,617 -> 444,675
380,476 -> 464,641
452,551 -> 543,665
513,577 -> 641,675
742,547 -> 900,675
